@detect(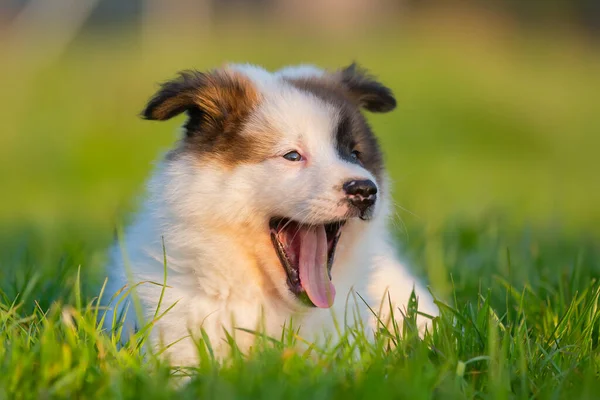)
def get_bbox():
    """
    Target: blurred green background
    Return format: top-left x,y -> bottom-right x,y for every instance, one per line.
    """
0,0 -> 599,307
